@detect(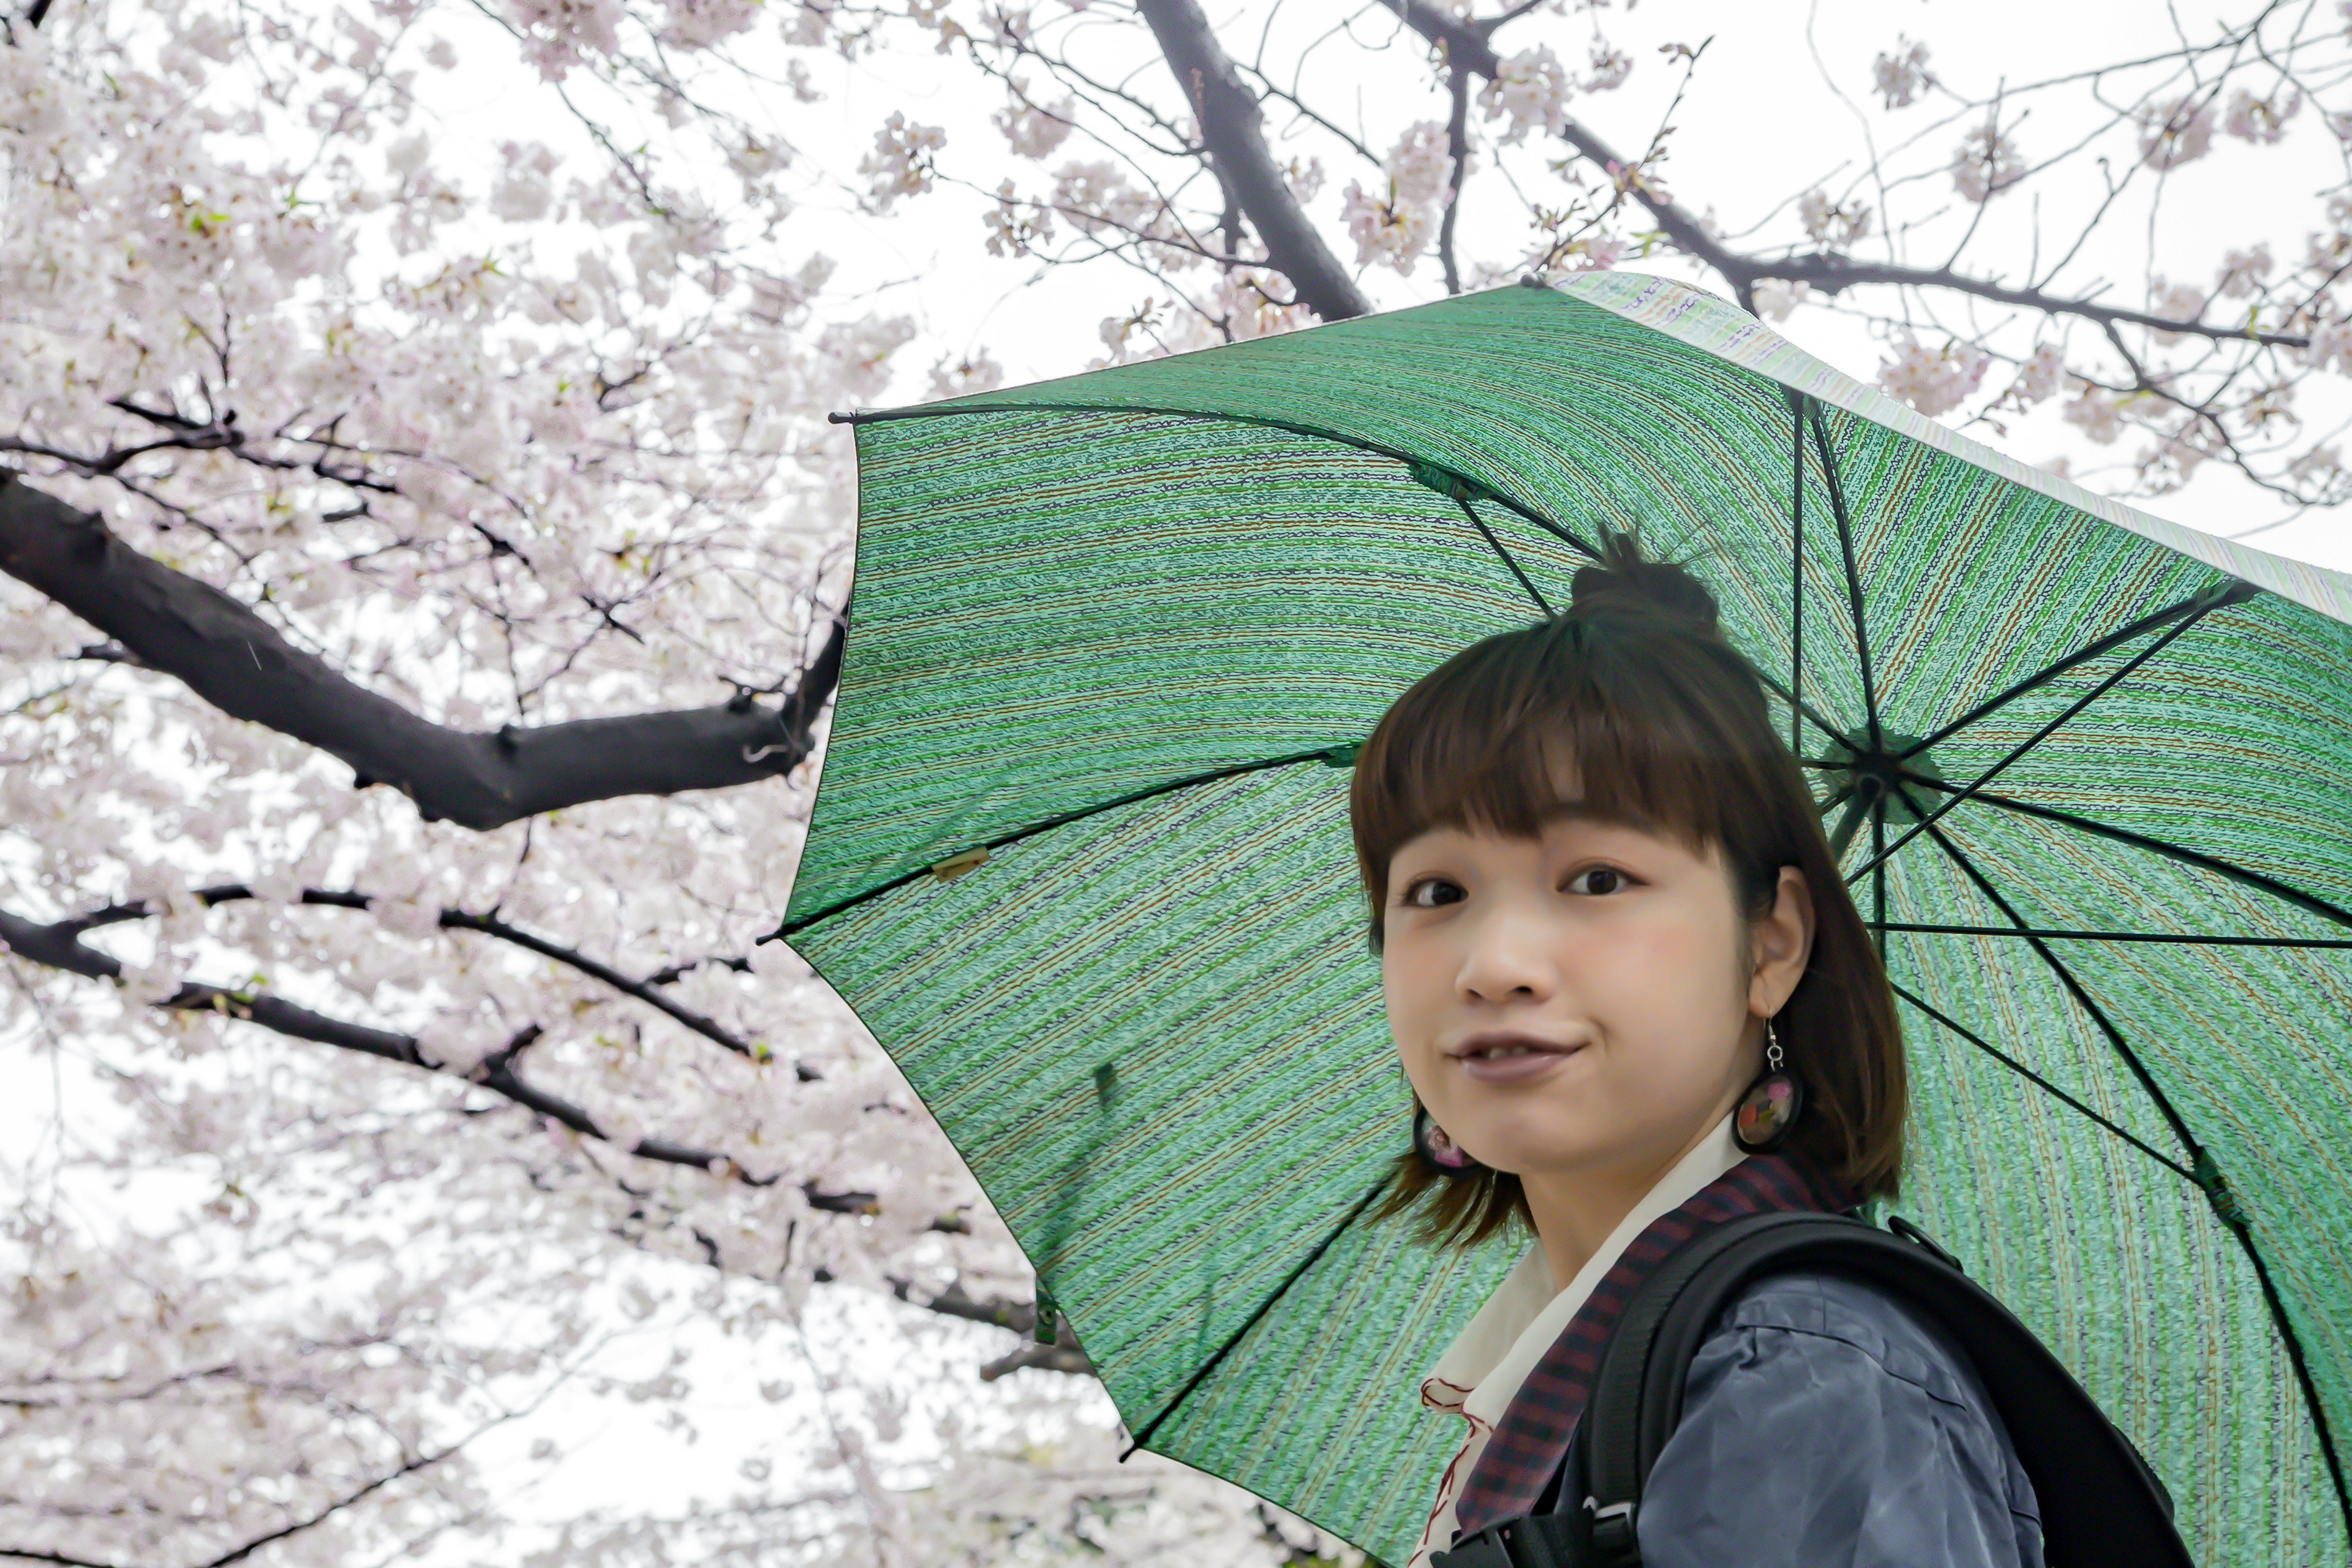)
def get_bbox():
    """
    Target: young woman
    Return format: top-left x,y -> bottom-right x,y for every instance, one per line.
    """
1352,532 -> 2045,1568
